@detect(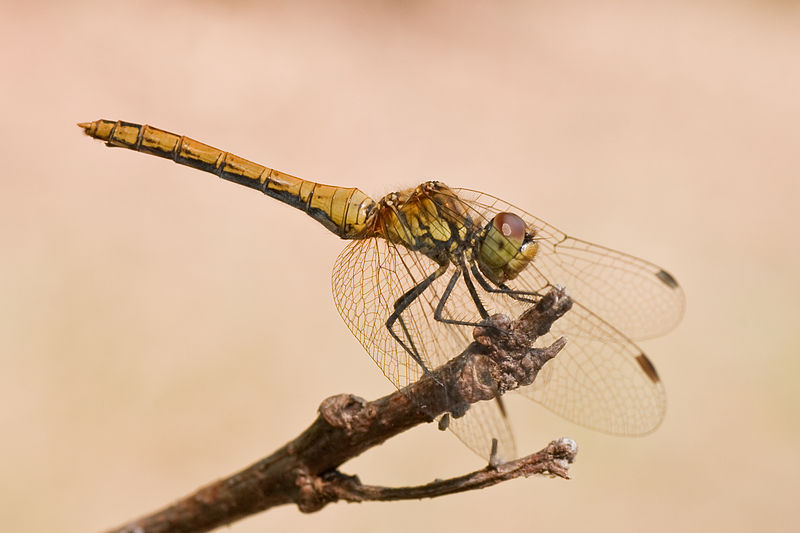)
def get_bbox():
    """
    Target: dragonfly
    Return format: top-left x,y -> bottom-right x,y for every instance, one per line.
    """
79,119 -> 684,461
